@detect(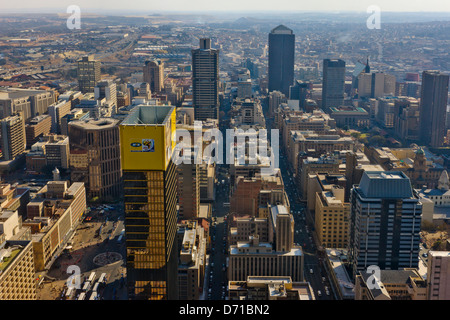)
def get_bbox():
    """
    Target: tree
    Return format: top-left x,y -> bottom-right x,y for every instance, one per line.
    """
350,132 -> 361,139
369,135 -> 386,146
